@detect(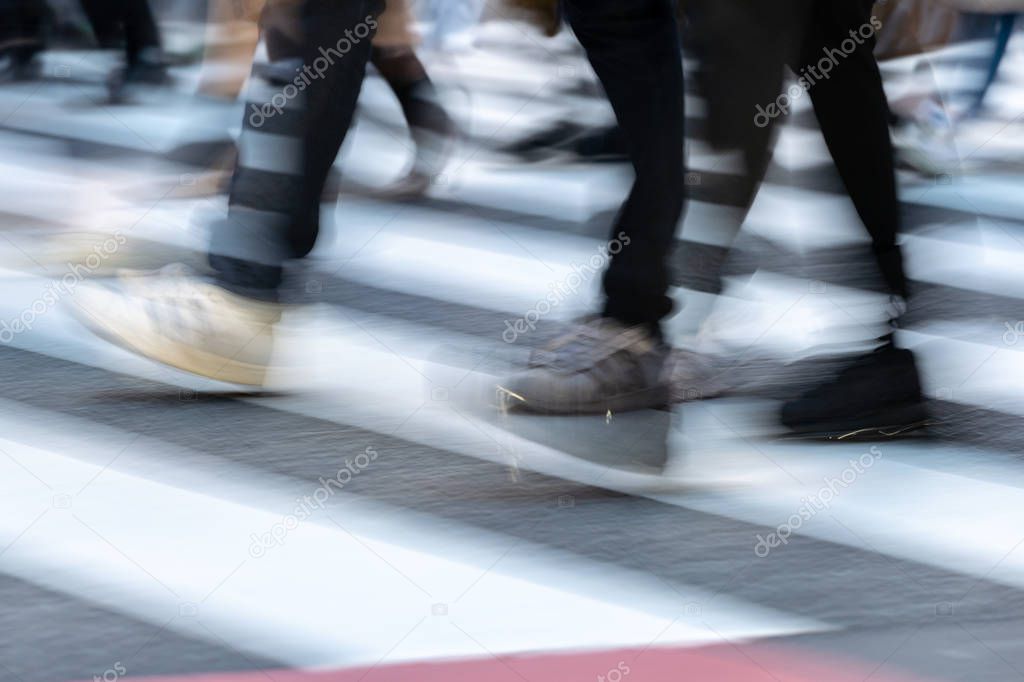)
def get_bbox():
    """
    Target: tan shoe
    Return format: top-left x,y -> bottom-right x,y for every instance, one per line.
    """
37,231 -> 208,279
72,267 -> 282,387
